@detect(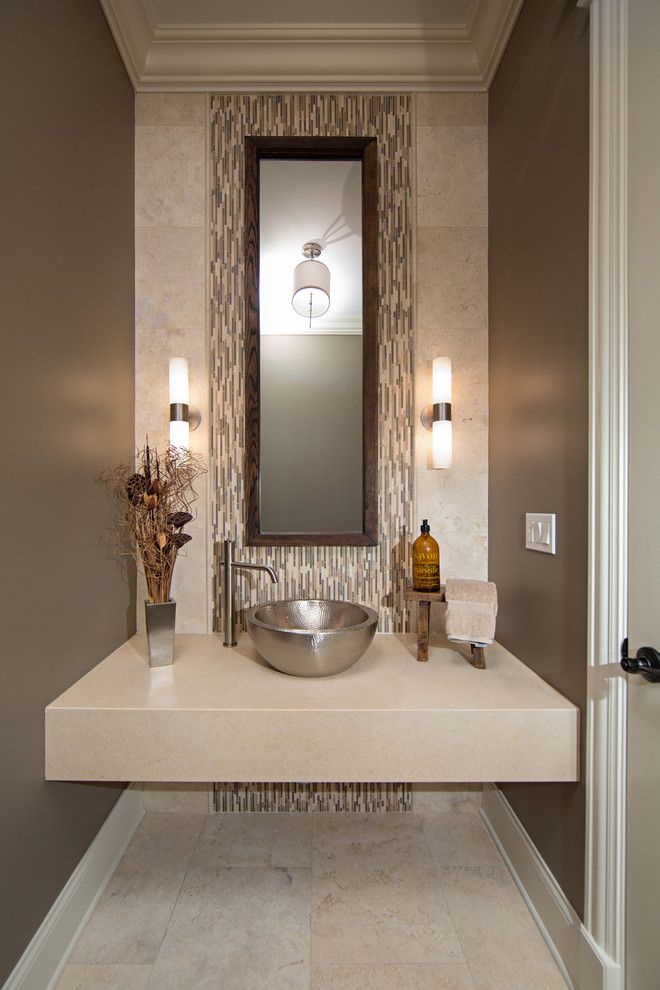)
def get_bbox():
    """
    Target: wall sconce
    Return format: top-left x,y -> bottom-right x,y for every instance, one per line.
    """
169,357 -> 200,450
421,357 -> 452,469
292,241 -> 331,327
